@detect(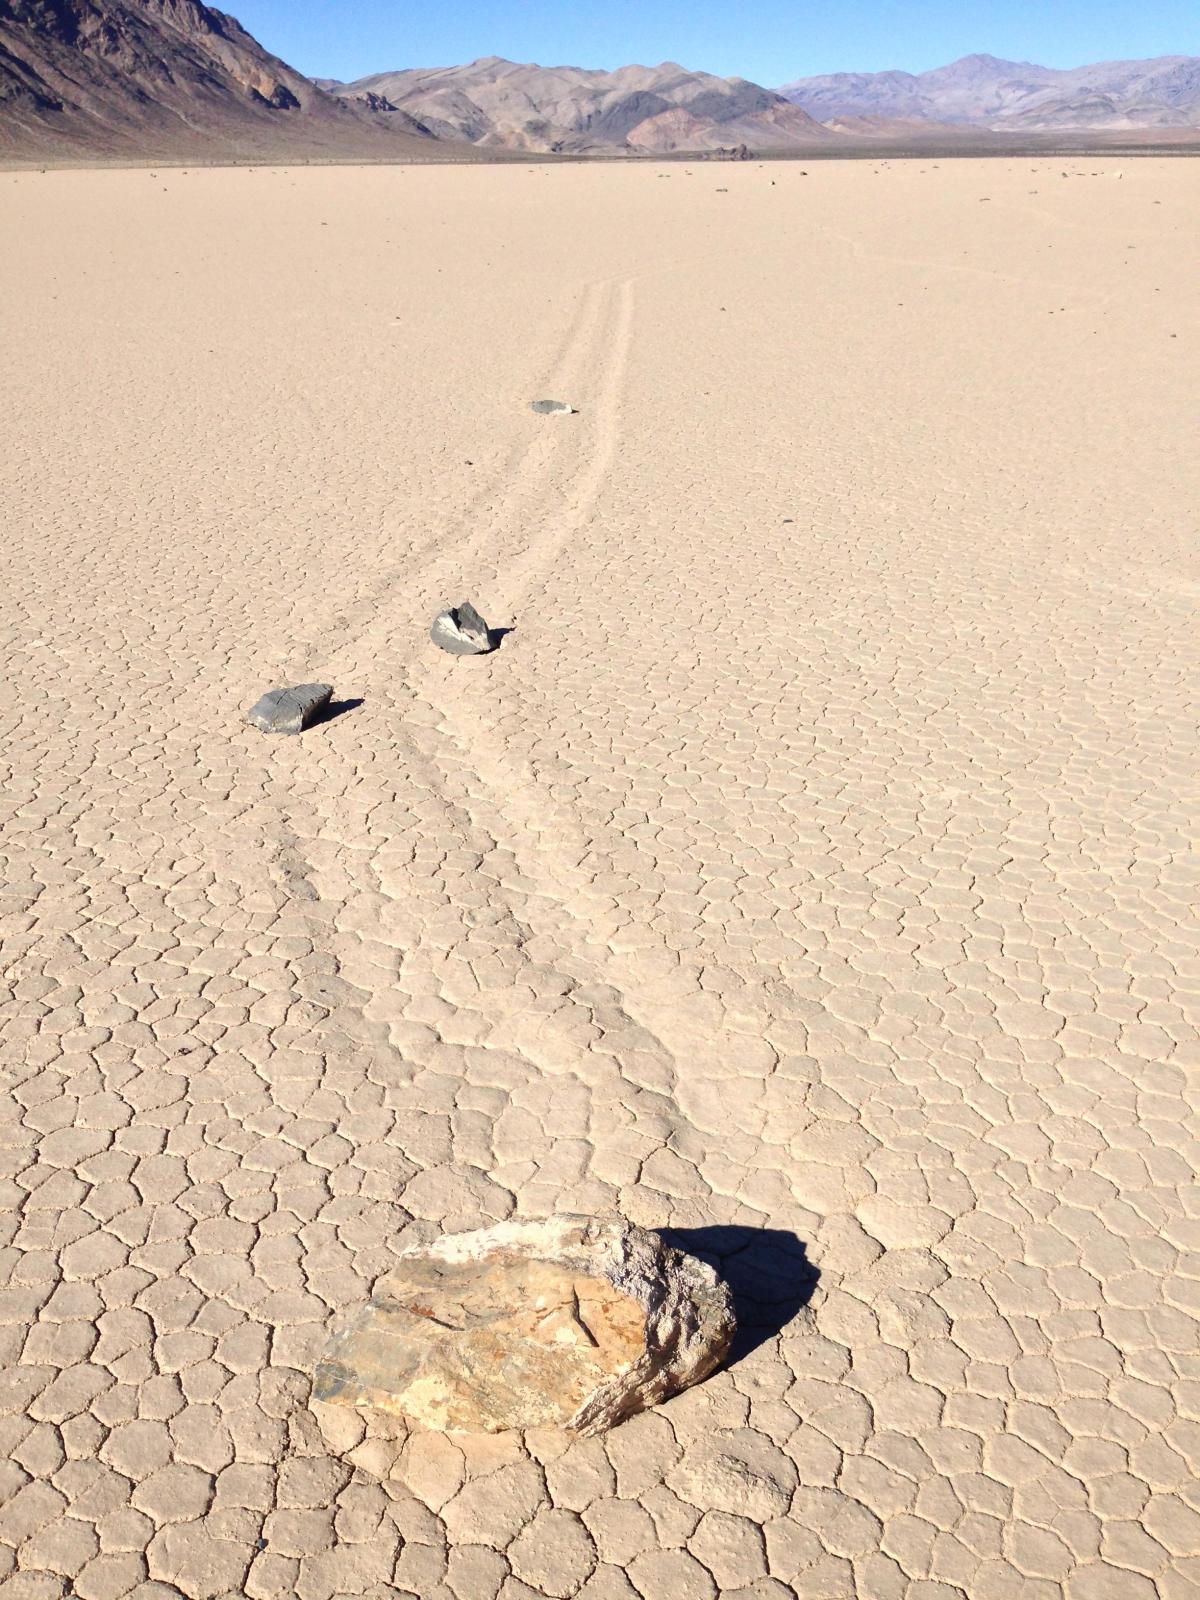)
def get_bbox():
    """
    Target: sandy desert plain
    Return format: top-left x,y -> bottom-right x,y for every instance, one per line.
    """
1,154 -> 1199,1600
